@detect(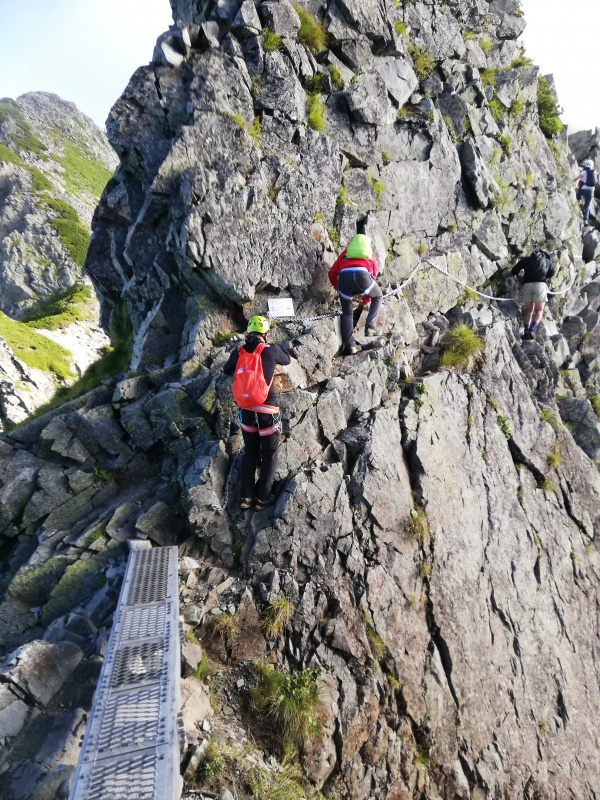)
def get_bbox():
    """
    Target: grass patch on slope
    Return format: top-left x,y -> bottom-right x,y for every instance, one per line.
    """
293,5 -> 327,54
0,100 -> 48,158
24,284 -> 94,330
0,311 -> 74,380
37,195 -> 90,267
54,138 -> 113,198
537,76 -> 563,138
